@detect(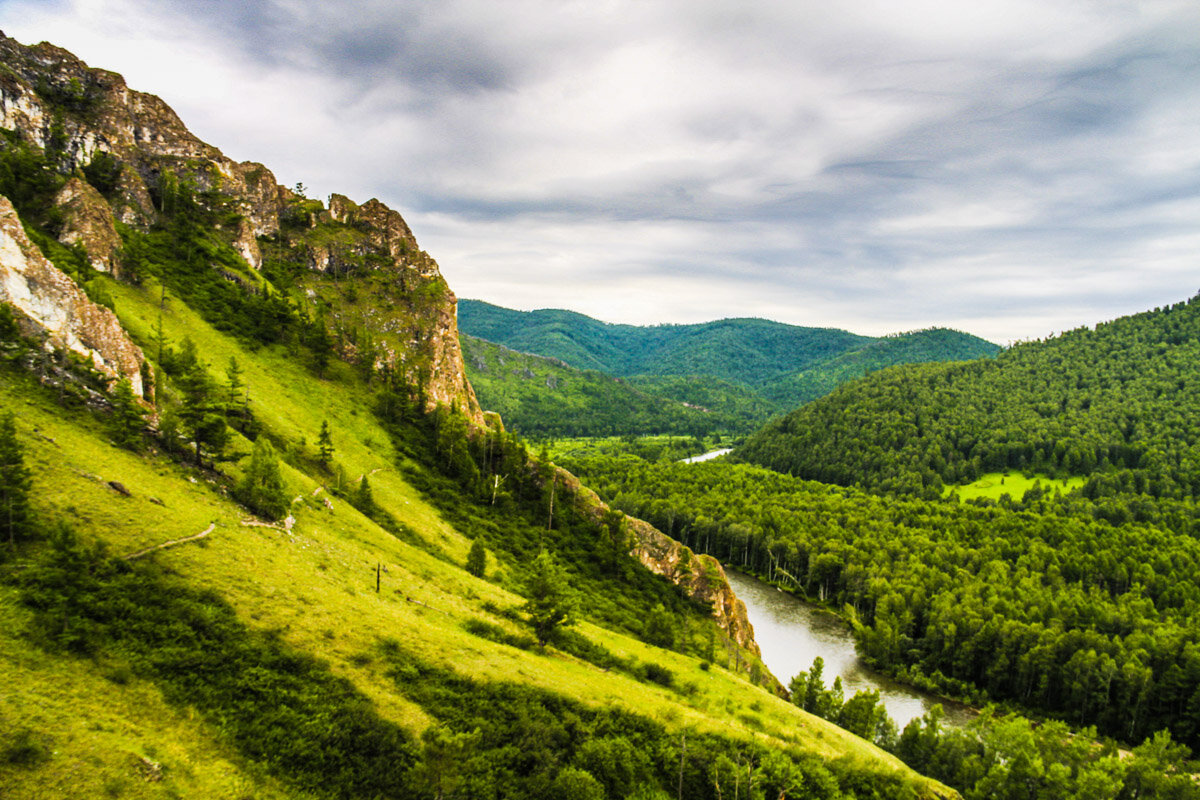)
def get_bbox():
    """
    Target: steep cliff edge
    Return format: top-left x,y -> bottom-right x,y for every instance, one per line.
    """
0,194 -> 149,397
0,31 -> 480,421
